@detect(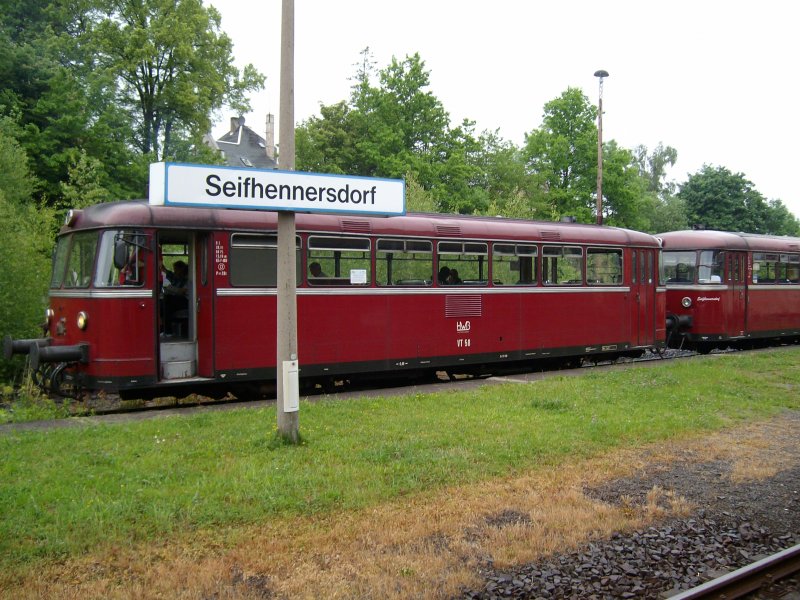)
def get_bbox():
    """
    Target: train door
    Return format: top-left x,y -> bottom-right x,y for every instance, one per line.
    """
194,233 -> 214,376
158,232 -> 201,381
727,251 -> 747,337
633,248 -> 657,347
